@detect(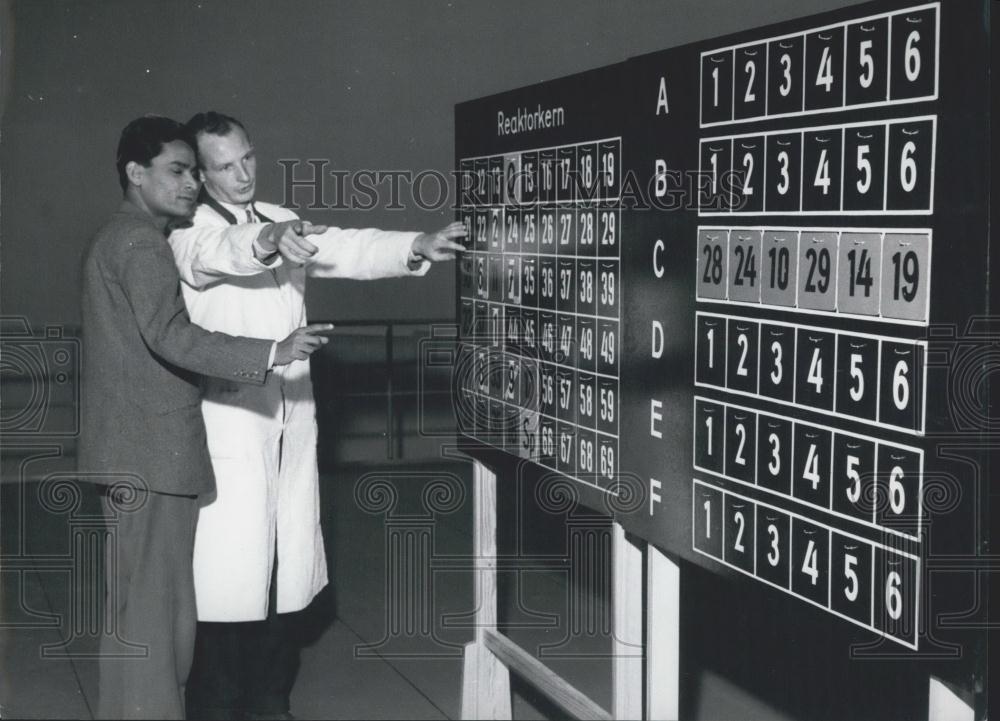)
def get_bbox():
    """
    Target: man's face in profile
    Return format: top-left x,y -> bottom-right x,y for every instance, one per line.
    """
197,127 -> 257,206
135,140 -> 200,221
